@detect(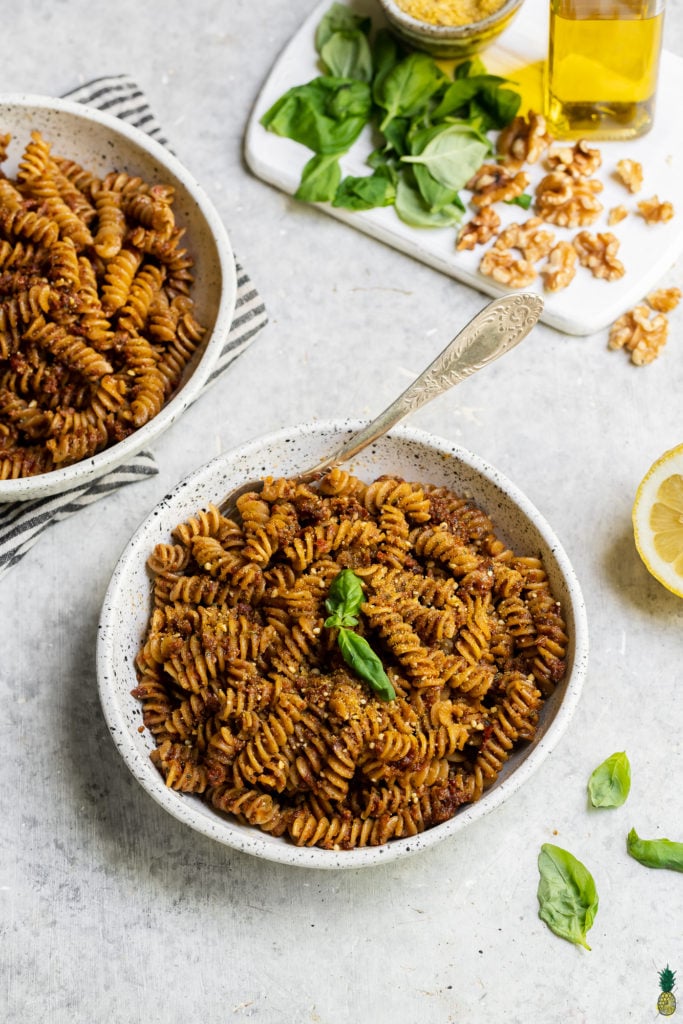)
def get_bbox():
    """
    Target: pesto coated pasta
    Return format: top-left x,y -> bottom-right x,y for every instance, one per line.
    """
0,130 -> 204,478
133,471 -> 569,851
